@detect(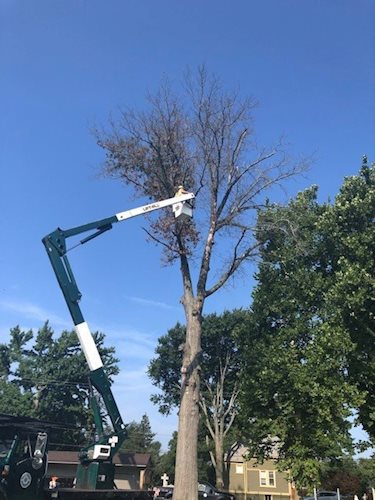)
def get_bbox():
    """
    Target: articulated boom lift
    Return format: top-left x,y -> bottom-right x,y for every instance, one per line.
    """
41,192 -> 194,491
